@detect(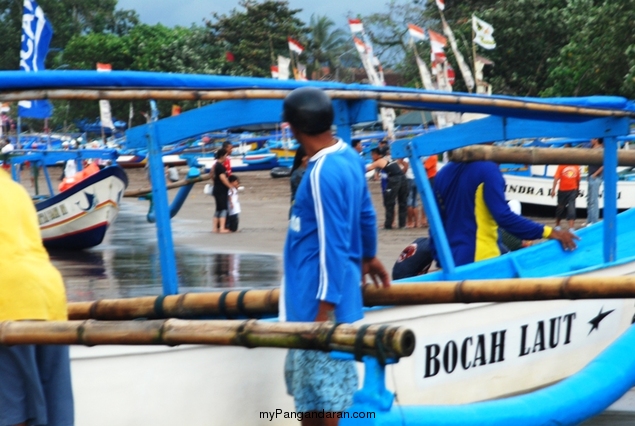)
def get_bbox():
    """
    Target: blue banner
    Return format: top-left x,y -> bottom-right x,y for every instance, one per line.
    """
18,0 -> 53,119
